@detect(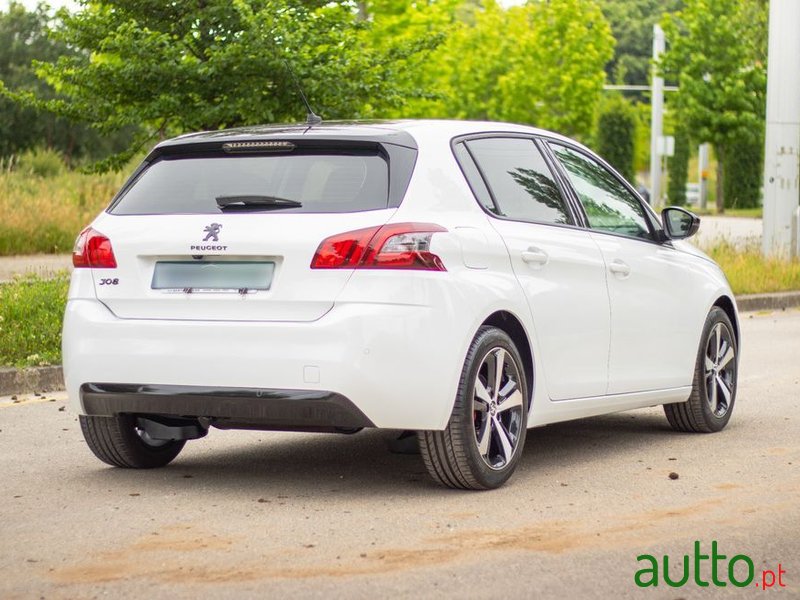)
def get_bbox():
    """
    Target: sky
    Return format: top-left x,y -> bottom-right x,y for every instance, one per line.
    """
8,0 -> 528,11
